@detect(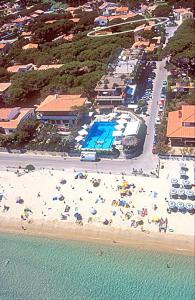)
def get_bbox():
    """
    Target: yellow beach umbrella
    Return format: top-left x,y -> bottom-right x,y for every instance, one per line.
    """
152,215 -> 160,222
